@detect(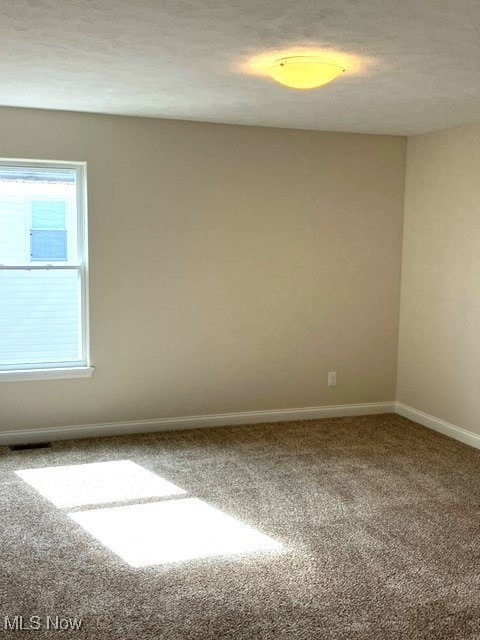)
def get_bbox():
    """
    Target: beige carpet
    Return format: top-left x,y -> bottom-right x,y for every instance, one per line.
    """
1,413 -> 480,639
